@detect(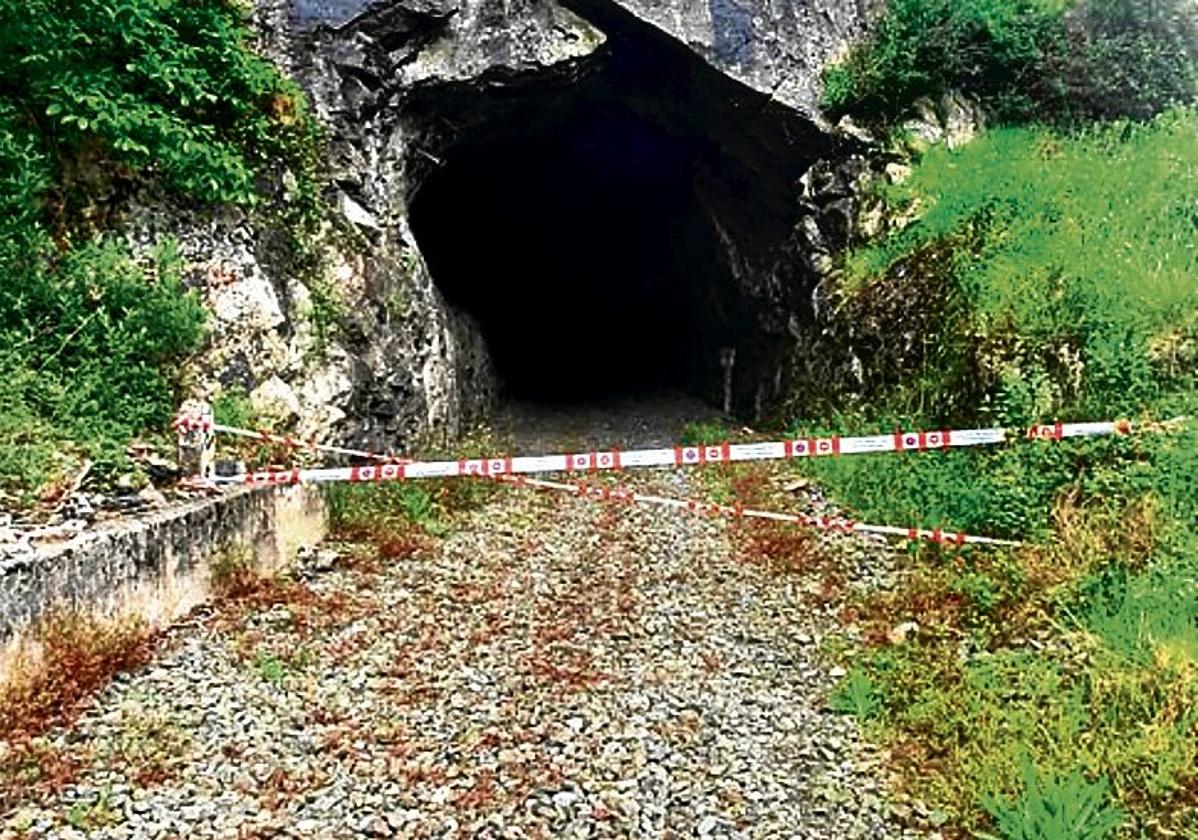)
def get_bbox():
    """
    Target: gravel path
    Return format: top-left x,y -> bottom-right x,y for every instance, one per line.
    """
3,462 -> 923,839
494,392 -> 726,451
